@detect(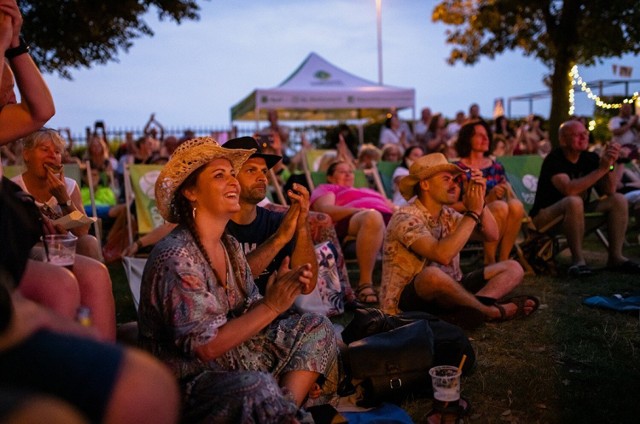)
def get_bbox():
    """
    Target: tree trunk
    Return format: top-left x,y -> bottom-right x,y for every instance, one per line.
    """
548,54 -> 574,148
